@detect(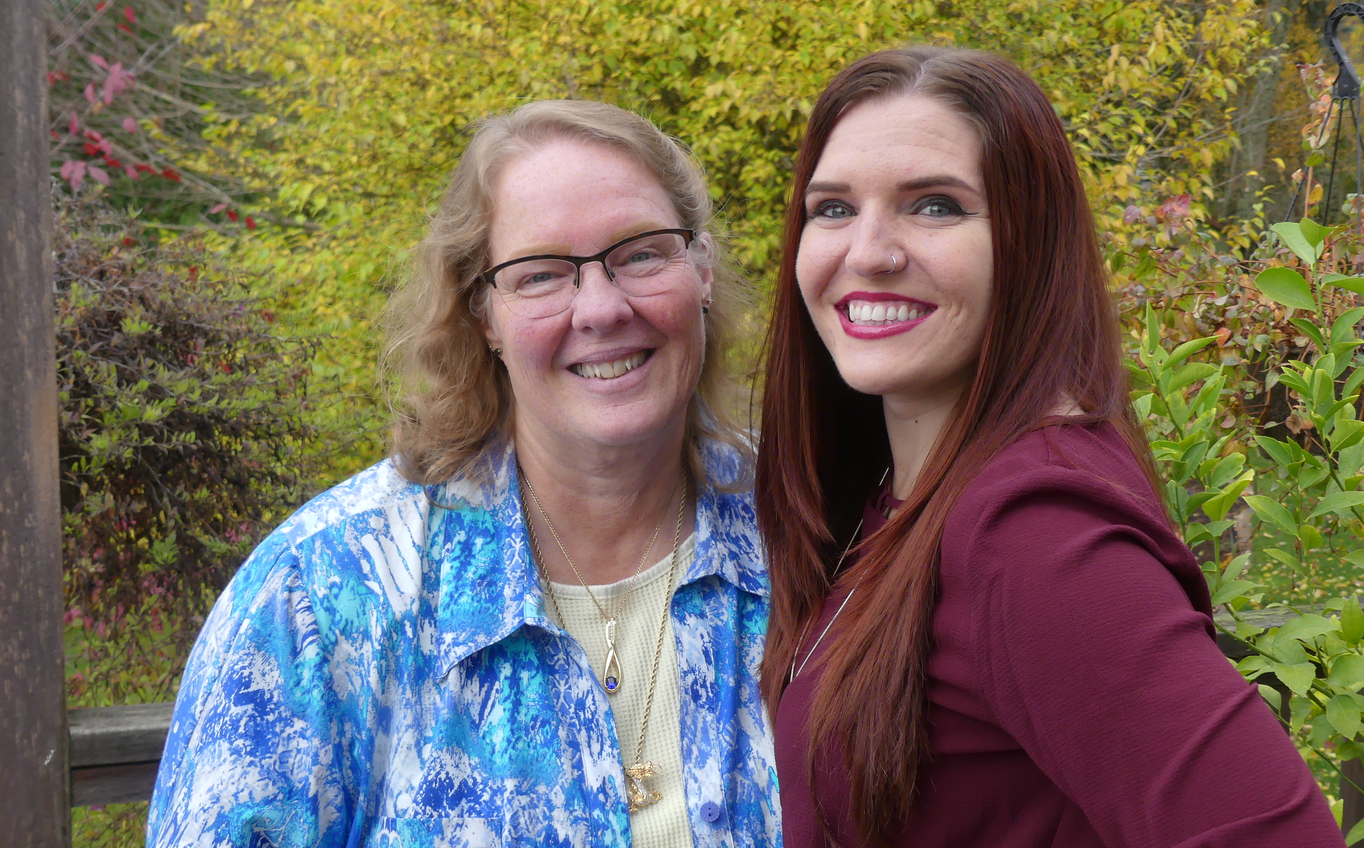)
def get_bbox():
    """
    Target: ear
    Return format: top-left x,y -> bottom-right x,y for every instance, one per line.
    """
480,299 -> 503,351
